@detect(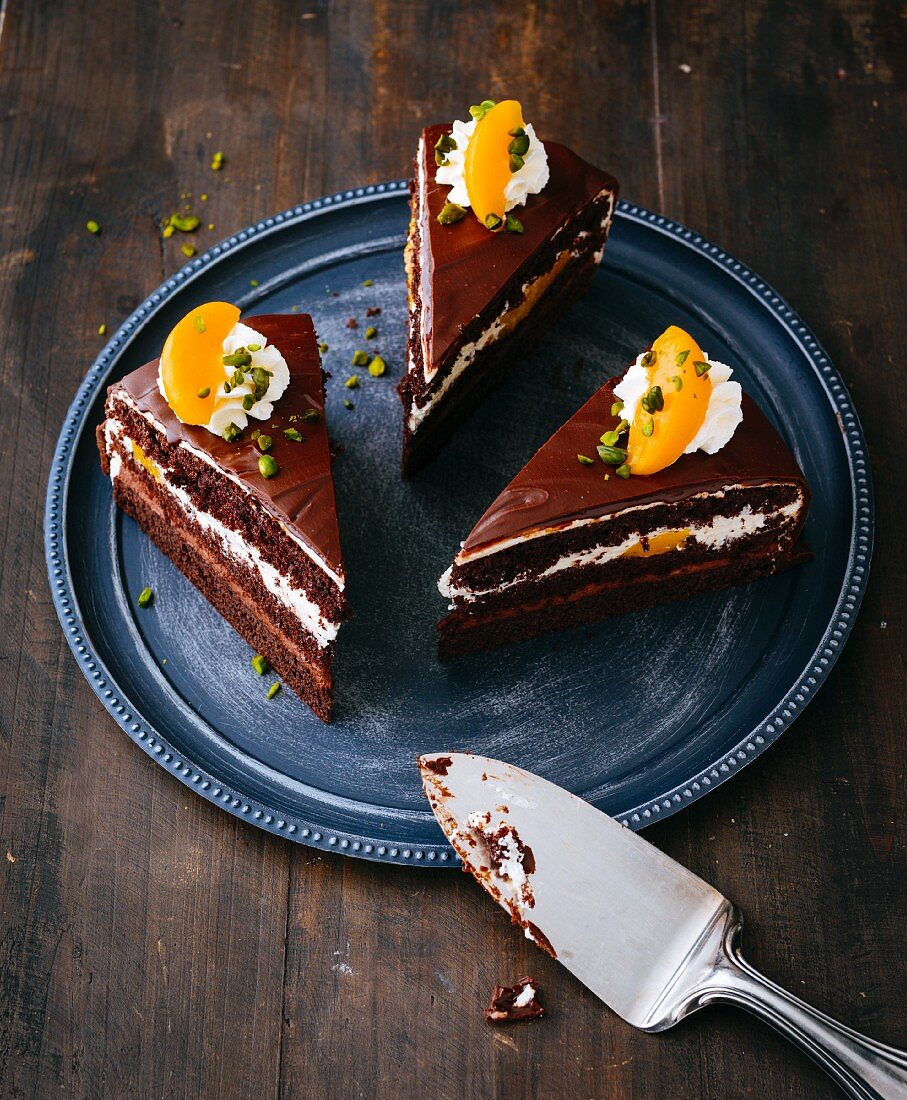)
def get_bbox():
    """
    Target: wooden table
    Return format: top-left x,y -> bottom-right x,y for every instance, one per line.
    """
1,2 -> 903,1096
